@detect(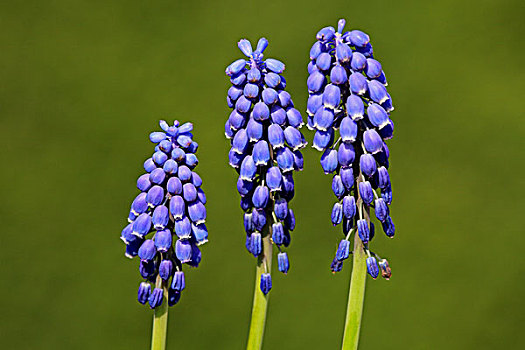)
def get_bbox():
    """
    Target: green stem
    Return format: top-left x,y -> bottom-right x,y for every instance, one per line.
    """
246,226 -> 272,350
151,280 -> 169,350
341,176 -> 370,350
